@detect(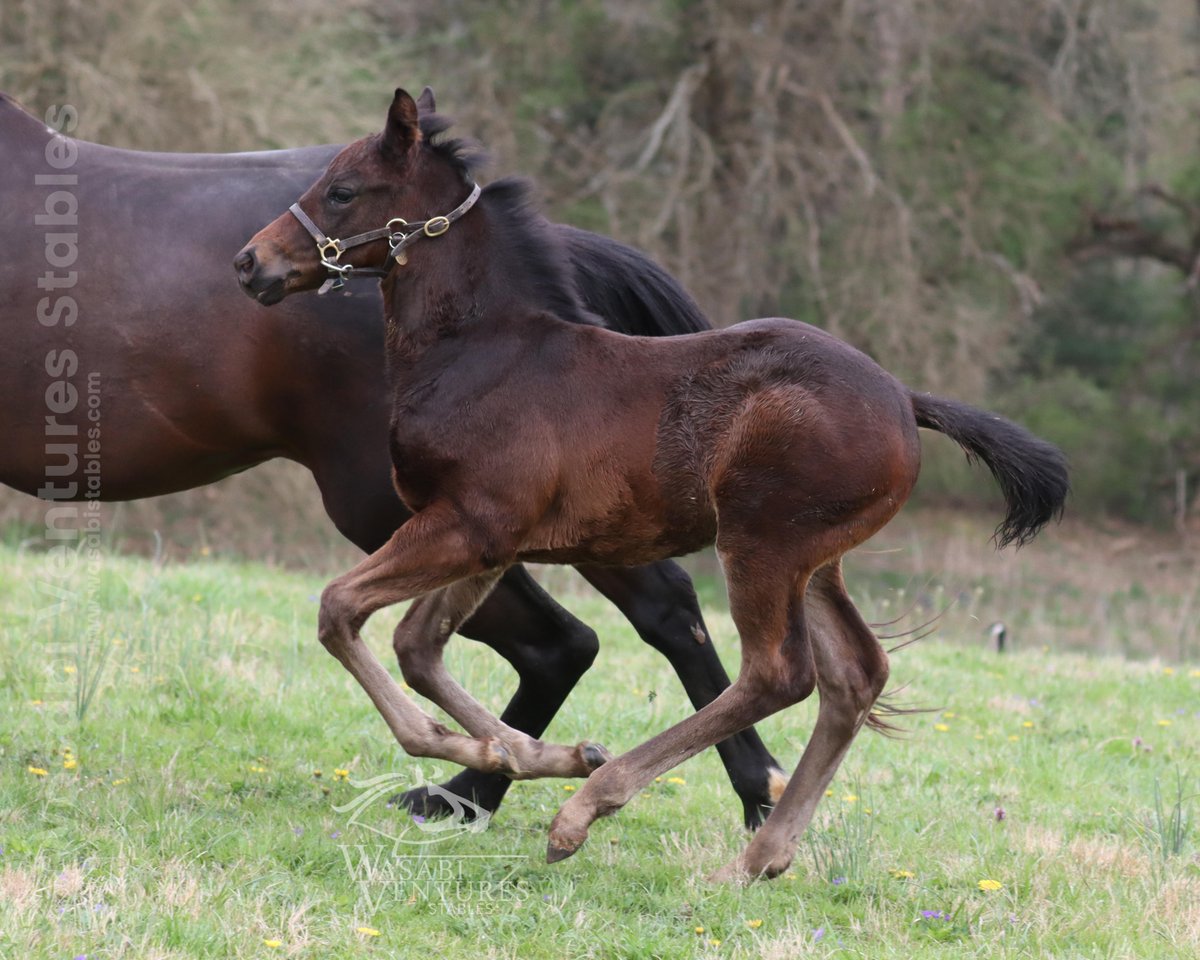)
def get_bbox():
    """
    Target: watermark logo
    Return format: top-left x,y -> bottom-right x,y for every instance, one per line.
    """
332,768 -> 491,845
333,768 -> 529,914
